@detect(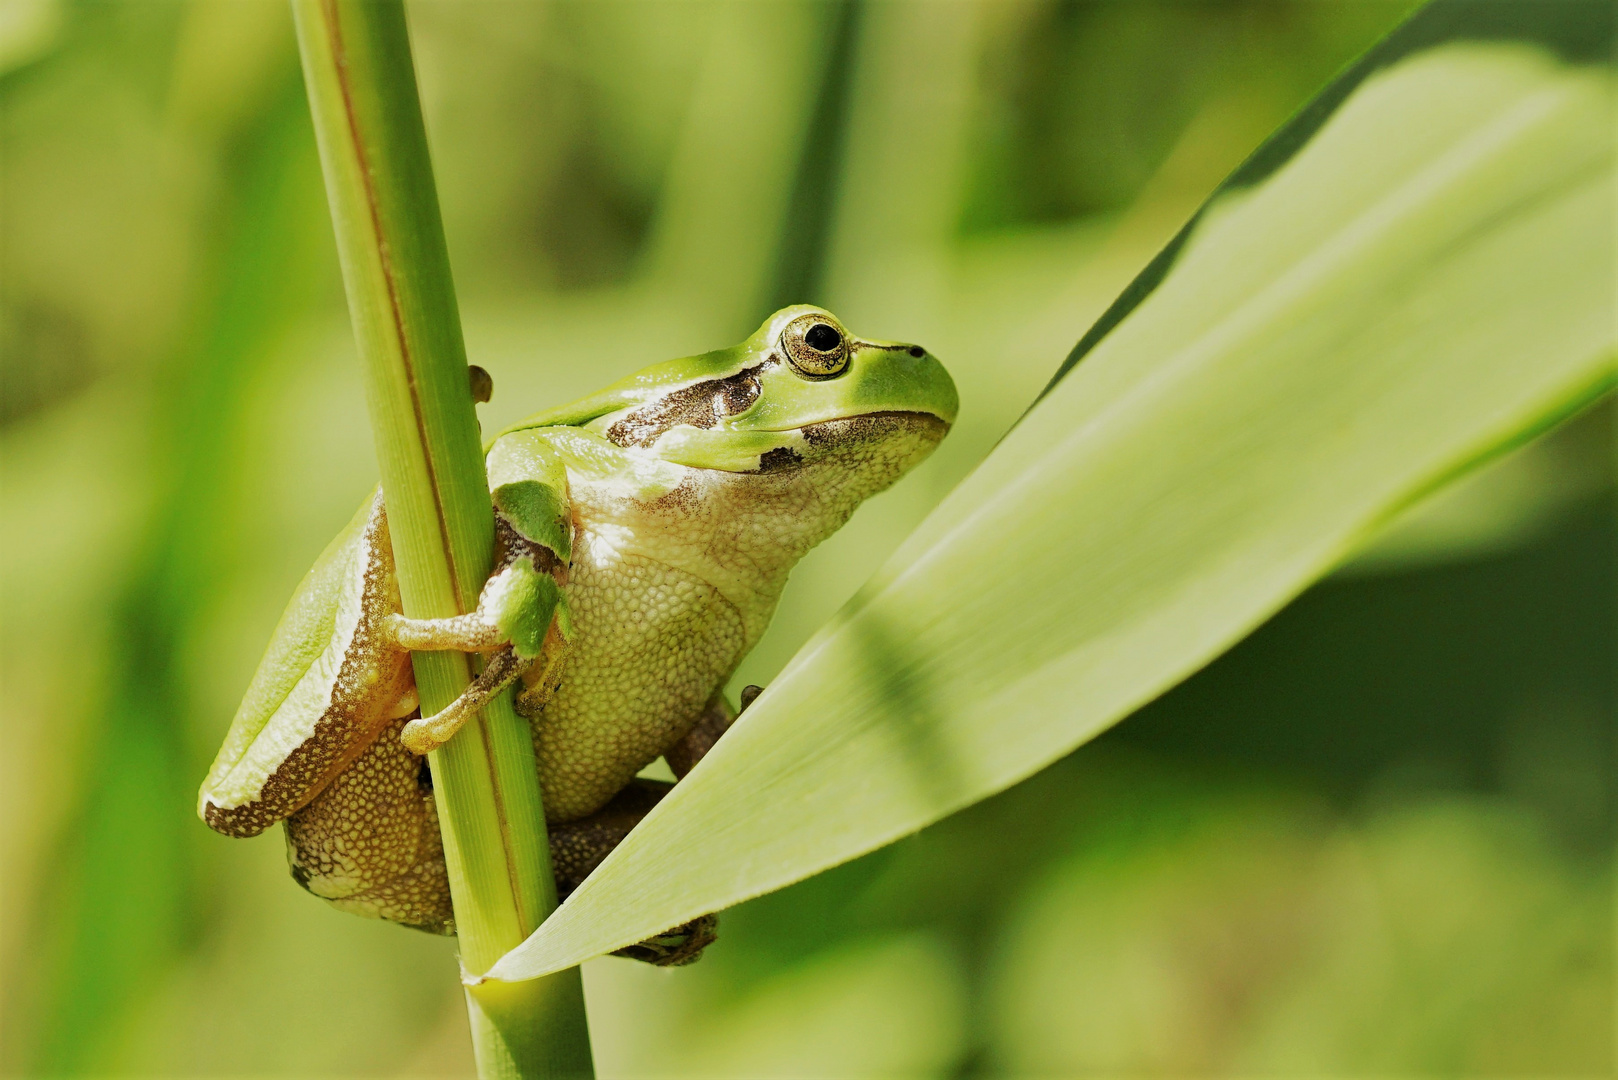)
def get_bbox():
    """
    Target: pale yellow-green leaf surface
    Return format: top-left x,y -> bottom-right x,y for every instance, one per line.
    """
487,40 -> 1616,981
